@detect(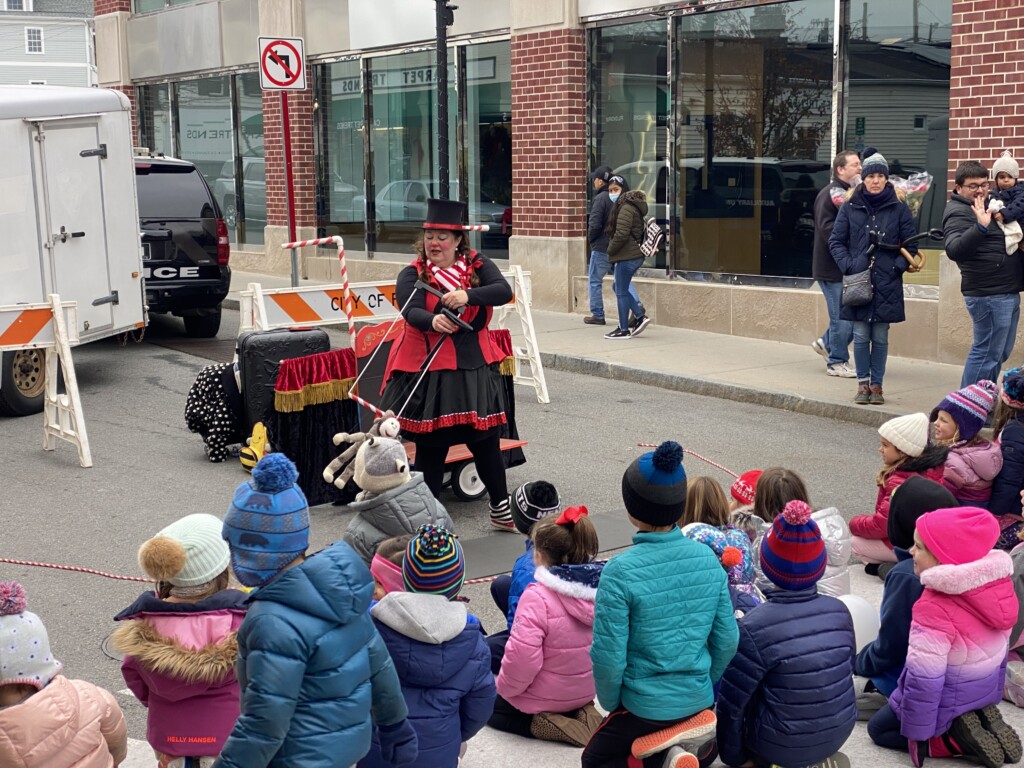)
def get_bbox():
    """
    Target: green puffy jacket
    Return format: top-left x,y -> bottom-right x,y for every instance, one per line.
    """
606,190 -> 648,264
590,529 -> 739,720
